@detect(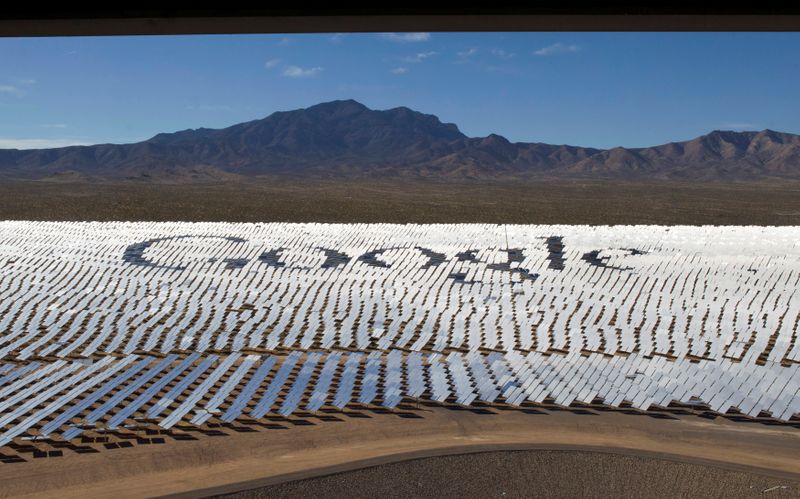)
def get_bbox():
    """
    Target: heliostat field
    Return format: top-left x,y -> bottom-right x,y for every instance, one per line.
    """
0,222 -> 798,459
